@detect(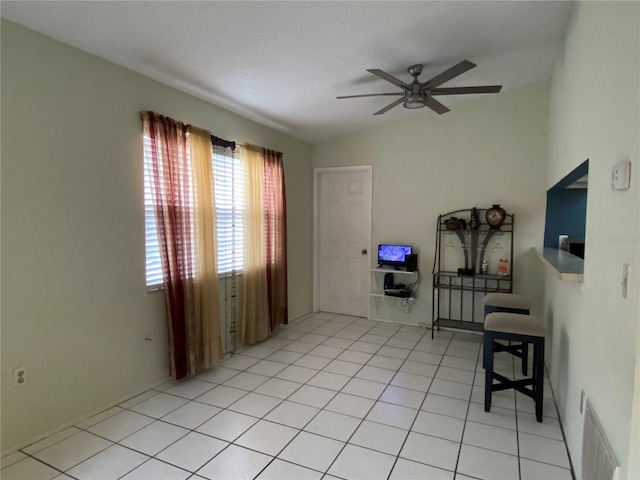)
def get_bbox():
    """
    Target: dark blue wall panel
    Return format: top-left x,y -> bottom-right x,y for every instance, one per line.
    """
544,189 -> 588,247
